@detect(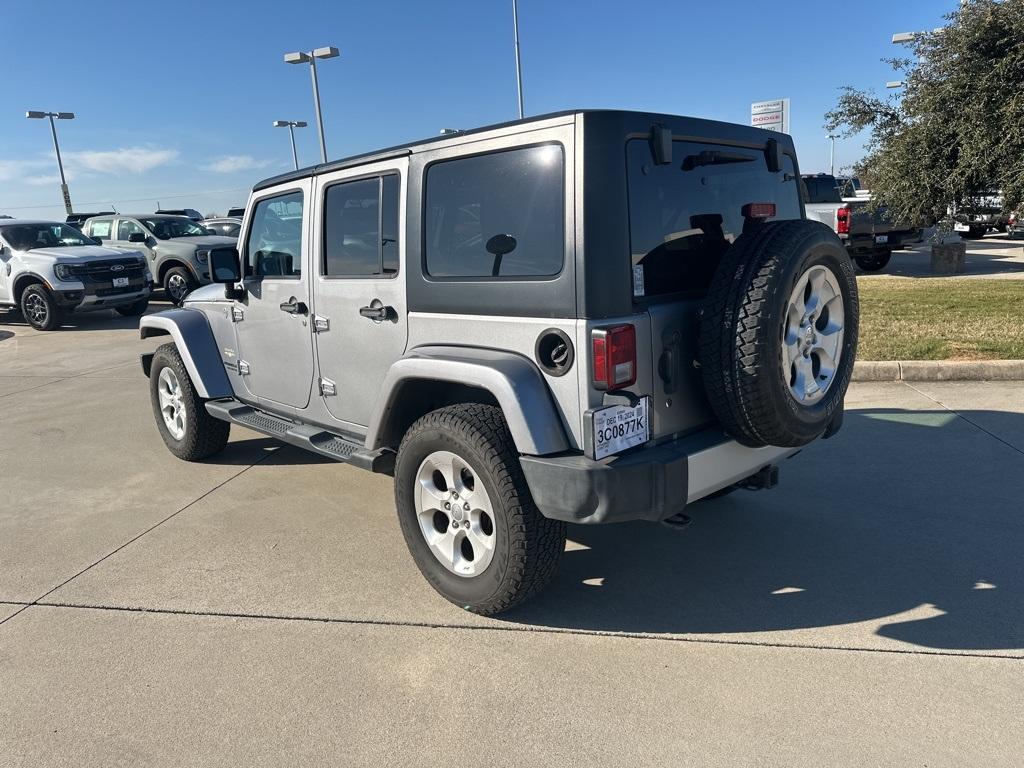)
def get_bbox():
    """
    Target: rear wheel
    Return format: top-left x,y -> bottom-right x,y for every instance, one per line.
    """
854,249 -> 892,272
20,283 -> 63,331
163,266 -> 197,306
394,404 -> 565,615
961,226 -> 987,239
149,343 -> 230,460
